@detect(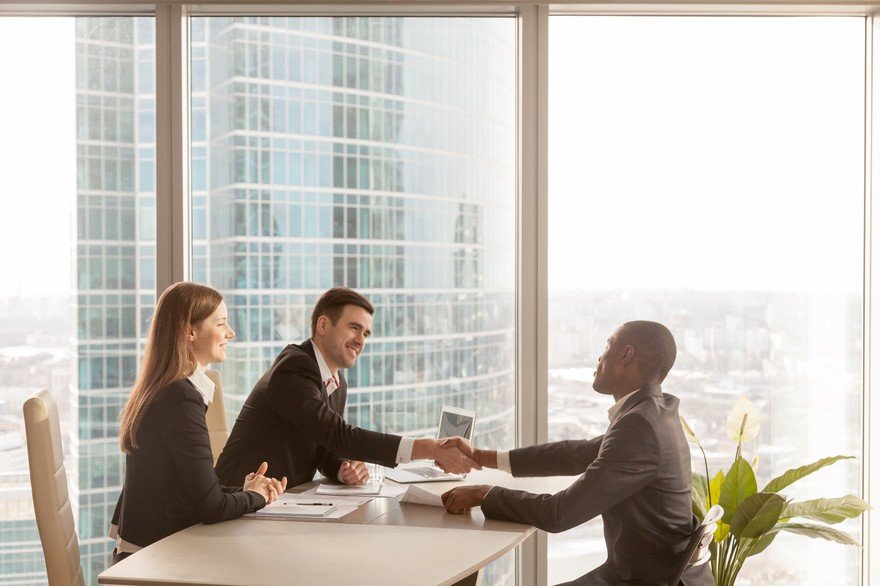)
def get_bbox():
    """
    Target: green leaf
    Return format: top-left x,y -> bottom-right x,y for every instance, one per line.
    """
692,471 -> 708,510
709,469 -> 724,513
692,487 -> 706,518
719,457 -> 757,524
709,470 -> 724,505
782,495 -> 871,525
715,520 -> 730,543
763,456 -> 854,494
772,522 -> 861,546
745,532 -> 777,557
730,492 -> 785,539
